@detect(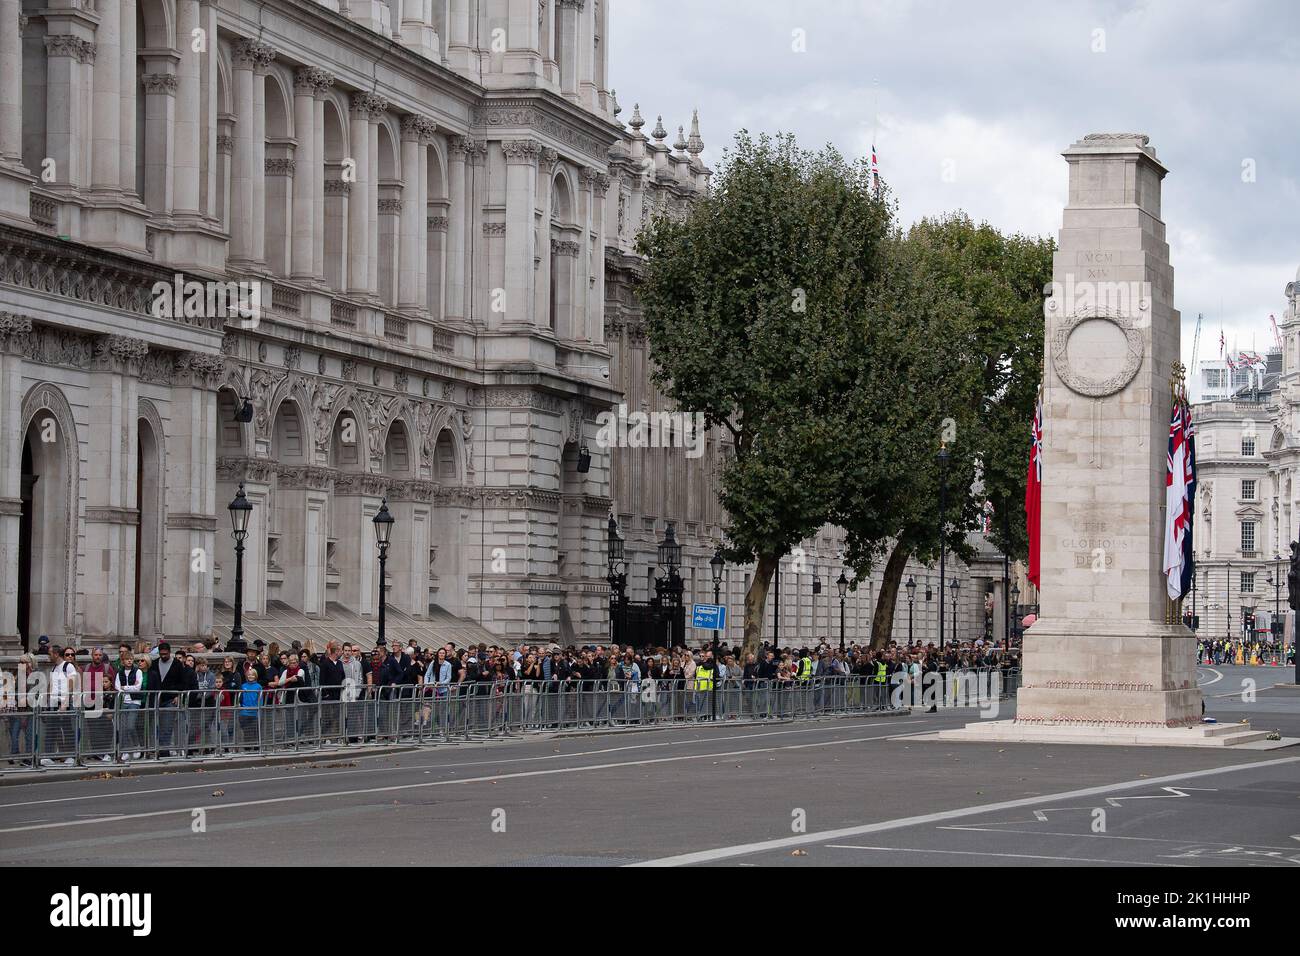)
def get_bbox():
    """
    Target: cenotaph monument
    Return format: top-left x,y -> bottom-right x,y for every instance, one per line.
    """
940,133 -> 1269,746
